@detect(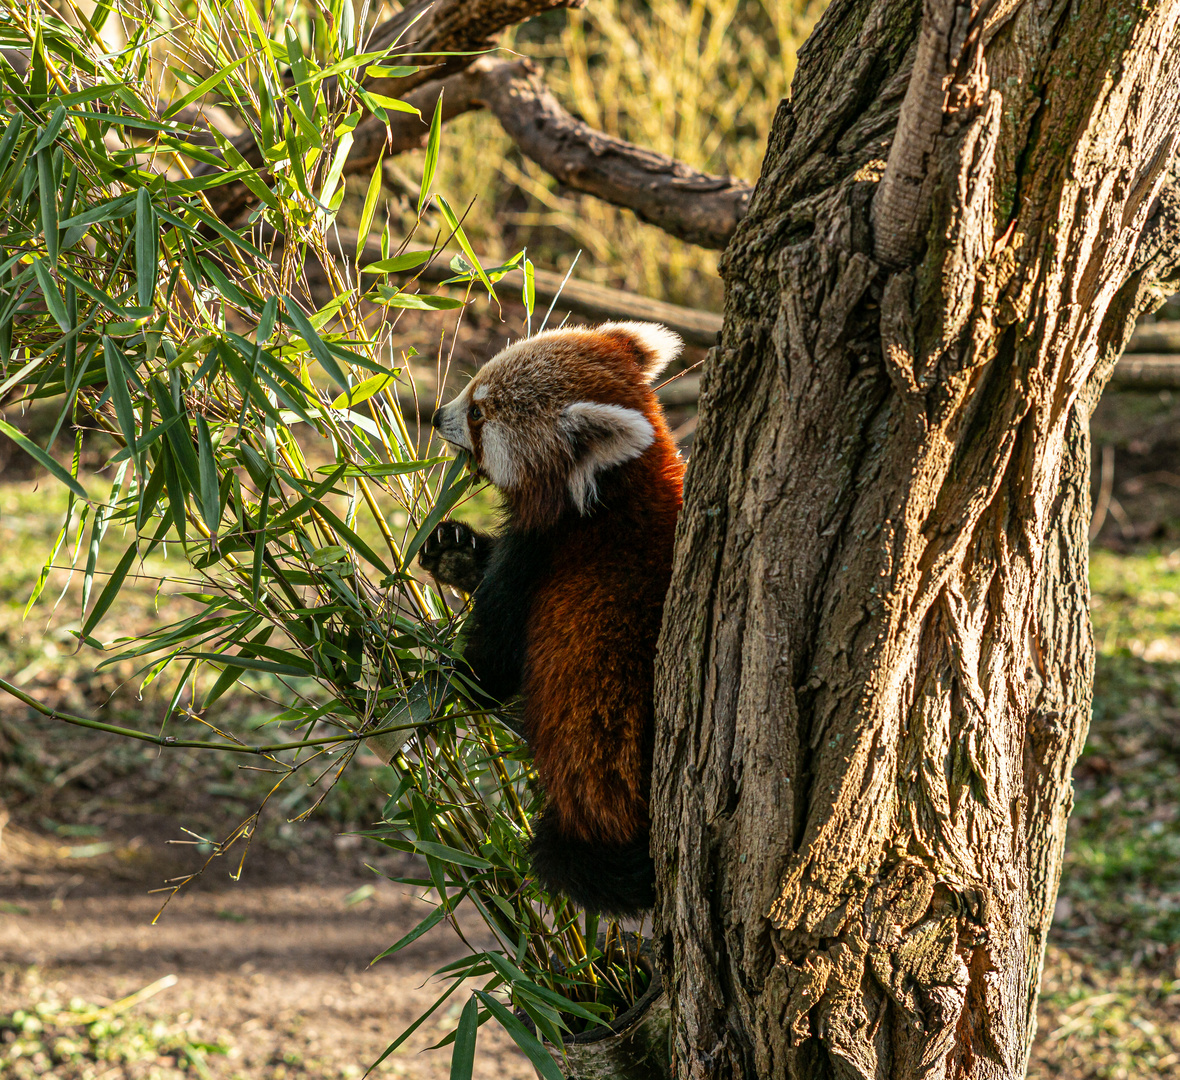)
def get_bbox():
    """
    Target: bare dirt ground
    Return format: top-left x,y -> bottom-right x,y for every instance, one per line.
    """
0,820 -> 533,1079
